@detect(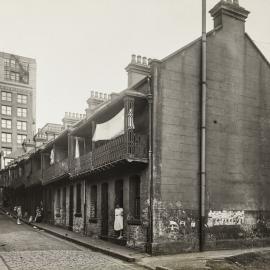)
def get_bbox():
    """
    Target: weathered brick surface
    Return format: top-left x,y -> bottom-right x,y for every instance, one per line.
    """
151,5 -> 270,253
